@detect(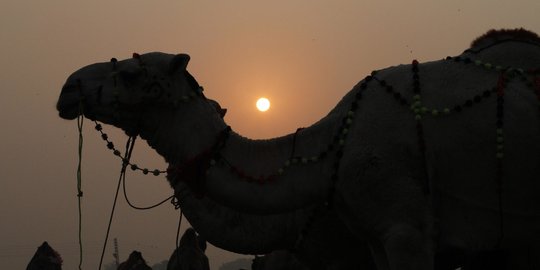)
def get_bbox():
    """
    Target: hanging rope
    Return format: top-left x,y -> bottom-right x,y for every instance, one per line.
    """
76,104 -> 84,270
120,136 -> 175,210
98,137 -> 135,270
